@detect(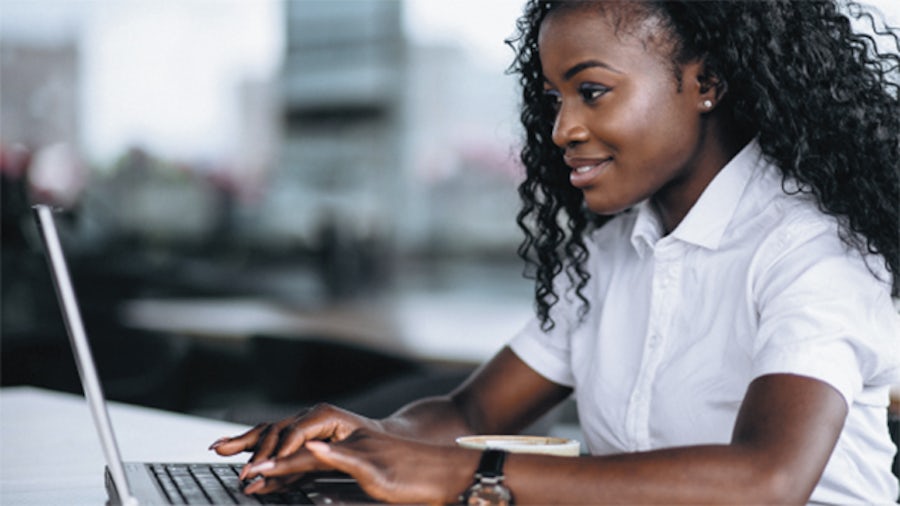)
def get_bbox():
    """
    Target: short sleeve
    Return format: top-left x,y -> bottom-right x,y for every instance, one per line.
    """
508,316 -> 576,387
508,213 -> 637,390
752,220 -> 900,407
